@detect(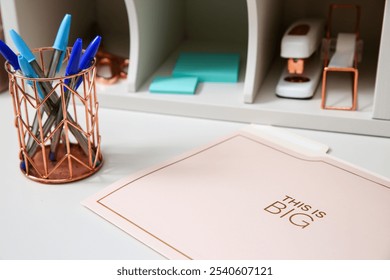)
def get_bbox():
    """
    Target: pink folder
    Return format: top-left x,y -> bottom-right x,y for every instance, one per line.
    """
83,128 -> 390,259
